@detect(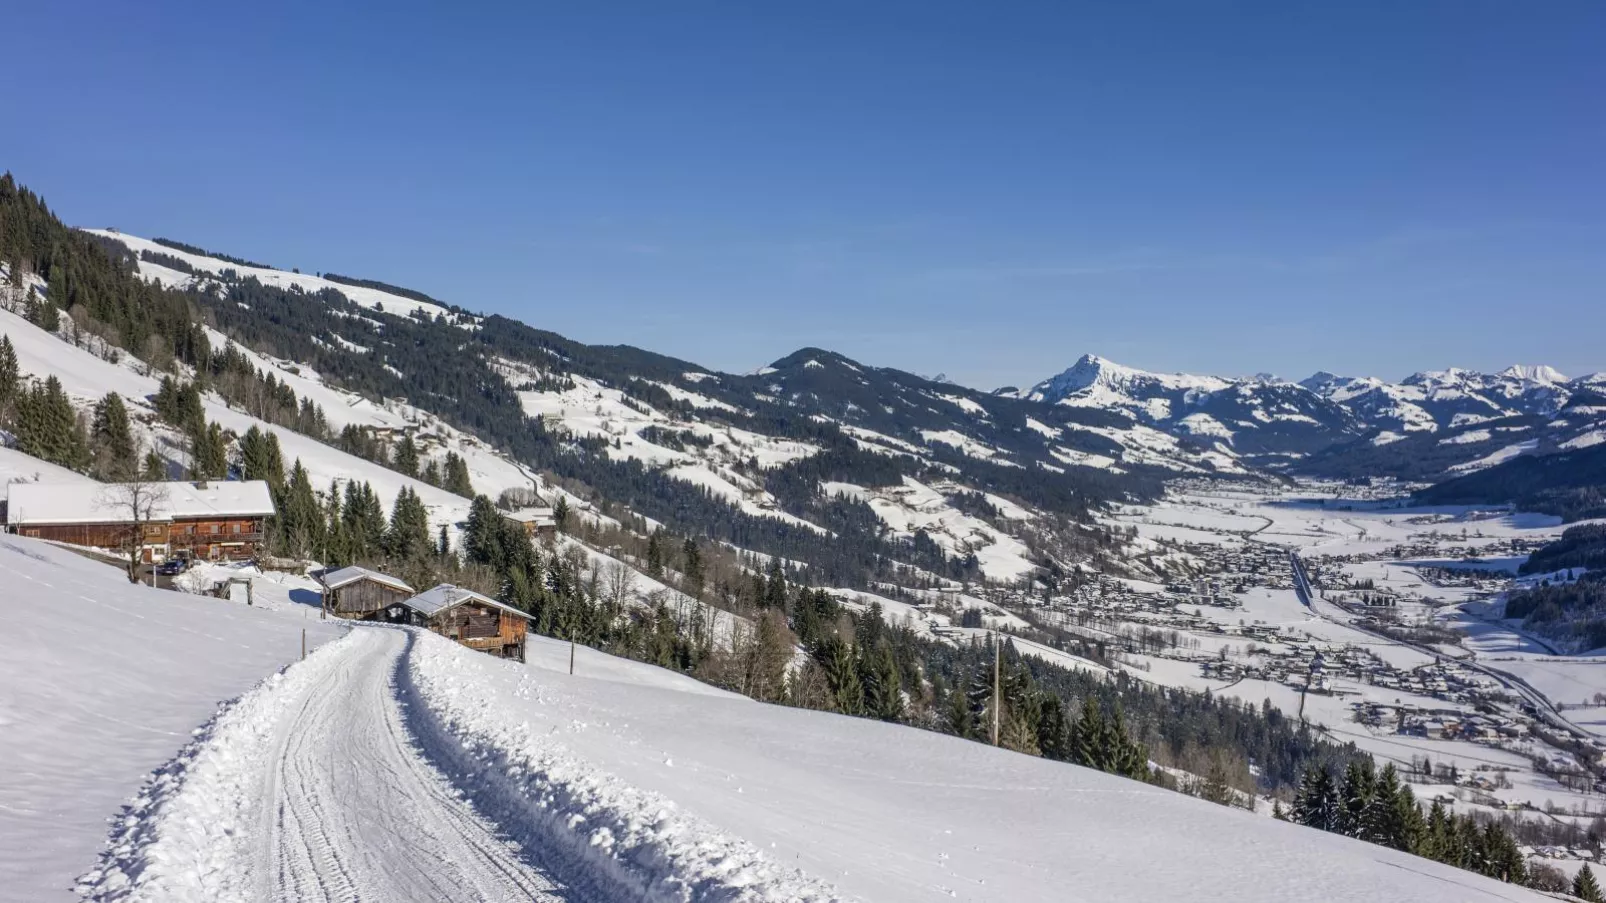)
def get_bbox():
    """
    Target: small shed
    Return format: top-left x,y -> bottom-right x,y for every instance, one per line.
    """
319,566 -> 415,620
403,583 -> 531,662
